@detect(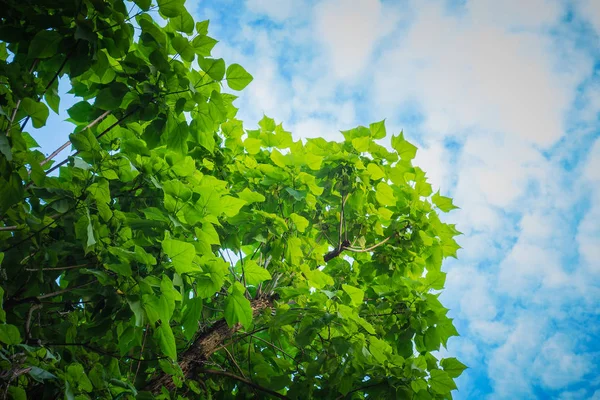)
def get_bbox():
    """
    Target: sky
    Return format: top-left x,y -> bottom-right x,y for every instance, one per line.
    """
34,0 -> 600,398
